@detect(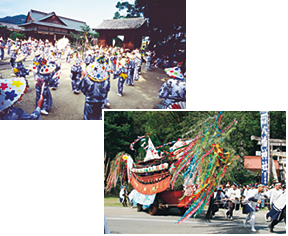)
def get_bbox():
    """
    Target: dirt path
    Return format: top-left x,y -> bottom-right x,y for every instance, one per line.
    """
0,50 -> 170,120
